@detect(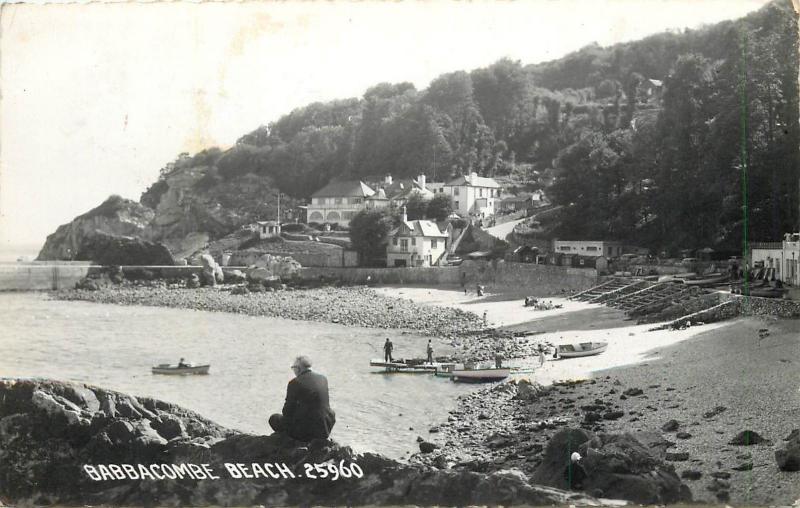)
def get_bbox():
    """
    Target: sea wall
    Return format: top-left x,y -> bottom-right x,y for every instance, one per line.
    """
0,263 -> 95,291
299,261 -> 598,295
